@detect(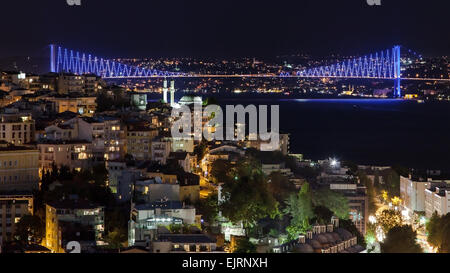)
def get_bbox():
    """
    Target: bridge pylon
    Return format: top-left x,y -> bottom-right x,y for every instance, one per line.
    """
50,44 -> 57,73
393,45 -> 401,98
